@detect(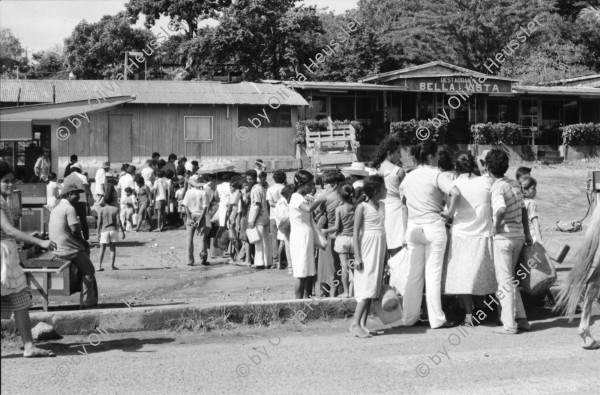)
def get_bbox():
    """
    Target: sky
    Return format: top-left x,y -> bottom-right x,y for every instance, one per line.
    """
0,0 -> 359,56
